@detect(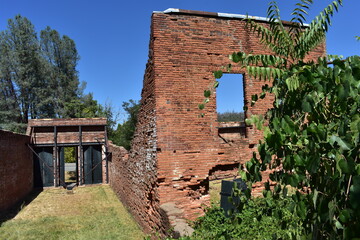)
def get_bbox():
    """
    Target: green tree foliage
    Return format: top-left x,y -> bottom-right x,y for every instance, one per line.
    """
0,15 -> 82,132
64,147 -> 76,163
40,26 -> 81,117
64,93 -> 104,118
241,56 -> 360,239
111,100 -> 140,150
217,111 -> 244,122
208,0 -> 360,238
64,93 -> 118,138
0,15 -> 42,131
